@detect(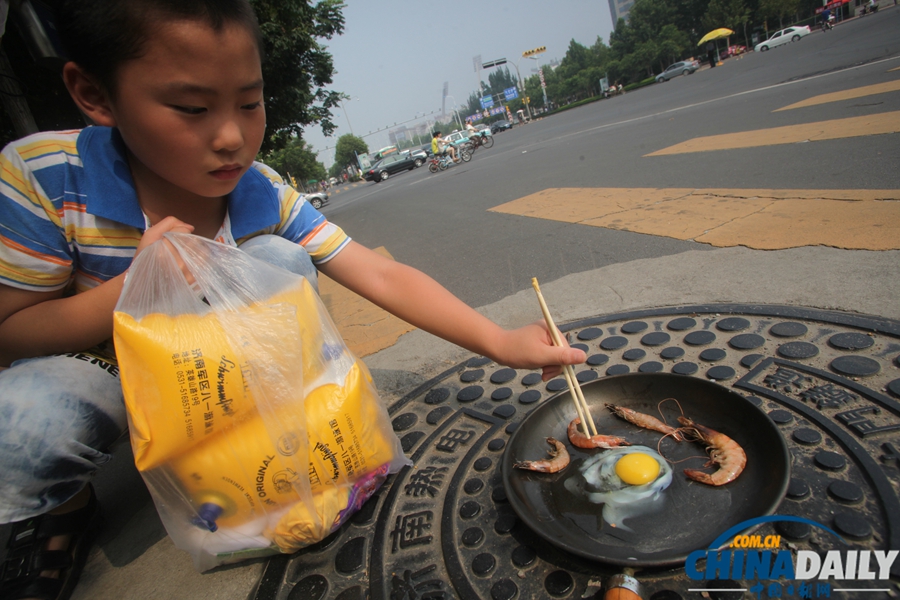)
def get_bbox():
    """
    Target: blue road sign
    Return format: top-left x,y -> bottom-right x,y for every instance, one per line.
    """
504,87 -> 518,101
